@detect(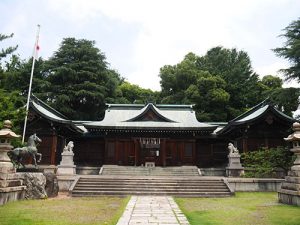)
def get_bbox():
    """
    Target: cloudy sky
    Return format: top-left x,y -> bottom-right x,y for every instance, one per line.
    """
1,0 -> 300,90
